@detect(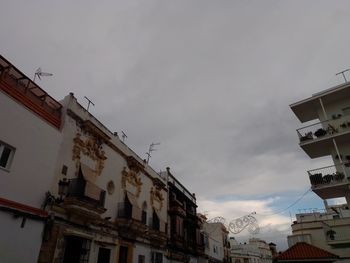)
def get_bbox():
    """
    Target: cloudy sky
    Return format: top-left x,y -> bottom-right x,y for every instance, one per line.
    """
2,0 -> 350,249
